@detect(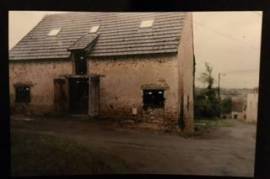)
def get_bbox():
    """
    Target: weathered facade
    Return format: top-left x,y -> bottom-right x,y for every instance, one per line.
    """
9,12 -> 195,132
244,88 -> 258,122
